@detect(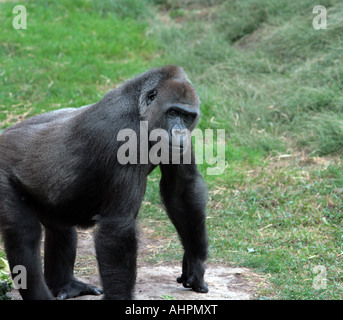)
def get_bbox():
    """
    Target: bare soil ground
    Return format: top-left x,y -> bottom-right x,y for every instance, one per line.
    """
9,228 -> 267,300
